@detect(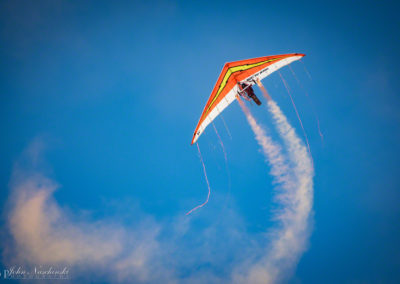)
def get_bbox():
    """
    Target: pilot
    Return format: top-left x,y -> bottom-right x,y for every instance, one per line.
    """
240,82 -> 262,105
